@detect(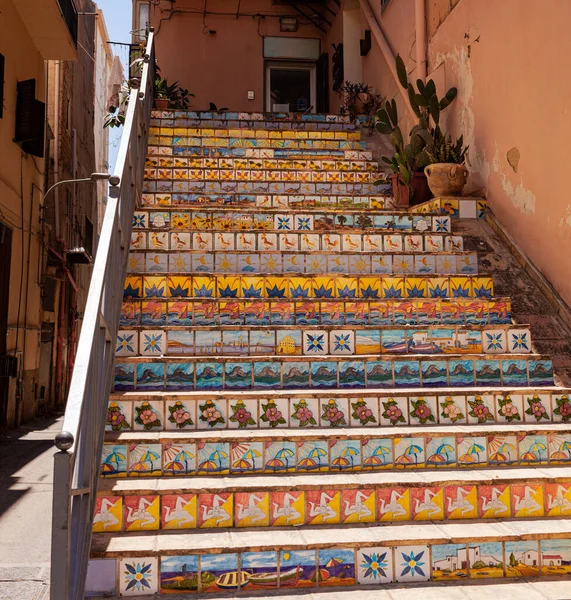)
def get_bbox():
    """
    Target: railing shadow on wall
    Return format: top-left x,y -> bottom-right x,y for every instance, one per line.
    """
50,29 -> 156,600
